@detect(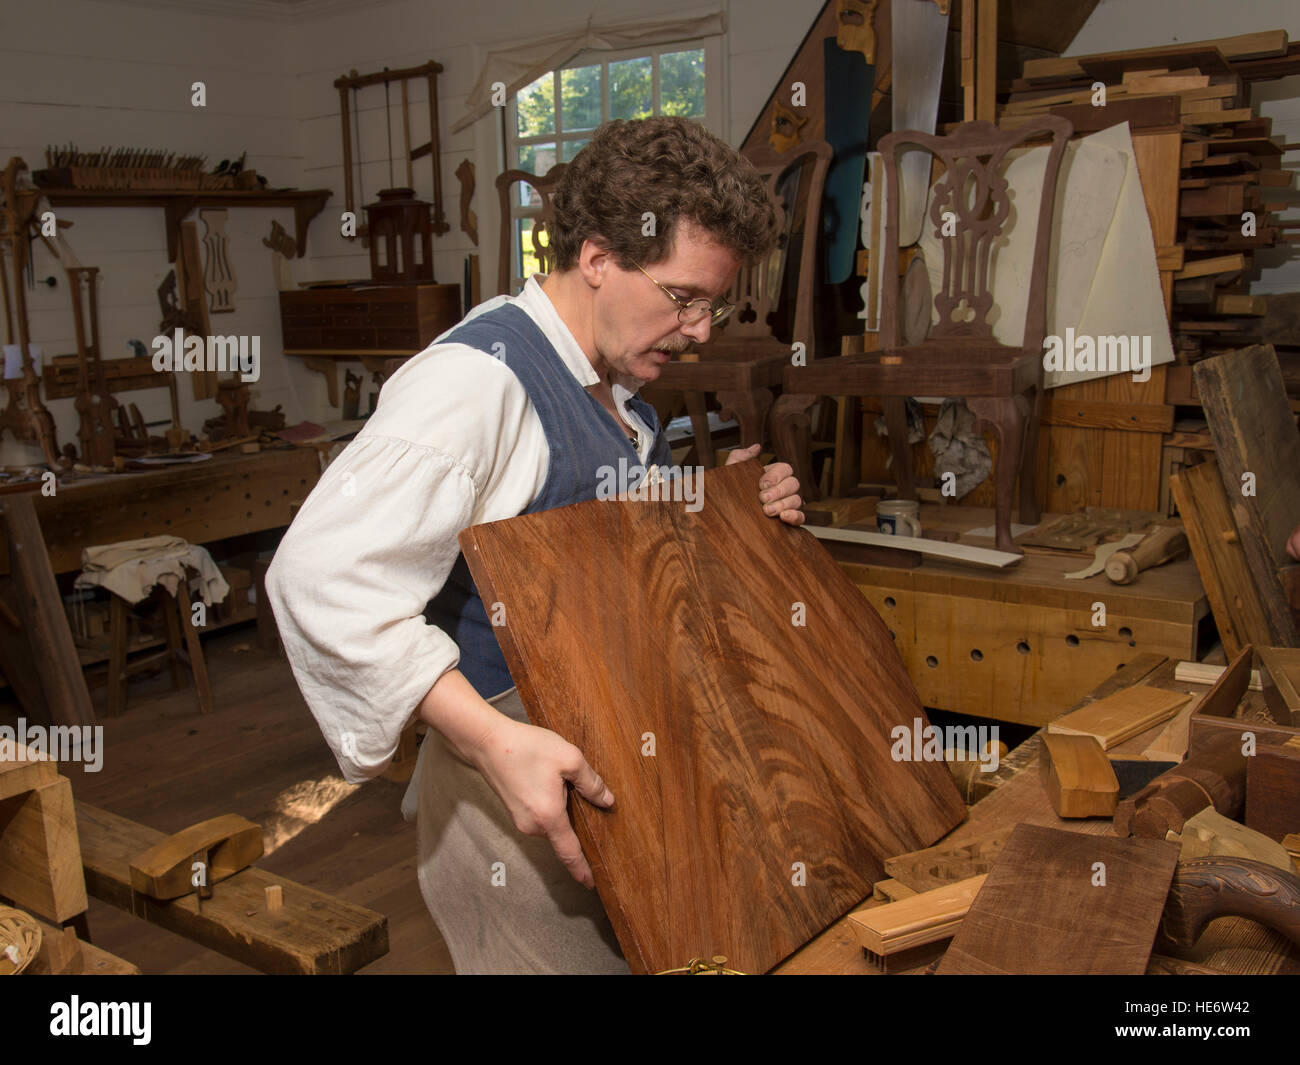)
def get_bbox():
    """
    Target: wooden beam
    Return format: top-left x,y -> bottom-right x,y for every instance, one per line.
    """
976,0 -> 998,123
77,802 -> 388,974
1,494 -> 95,726
1021,31 -> 1289,82
1194,346 -> 1300,646
0,775 -> 88,923
1171,459 -> 1286,658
